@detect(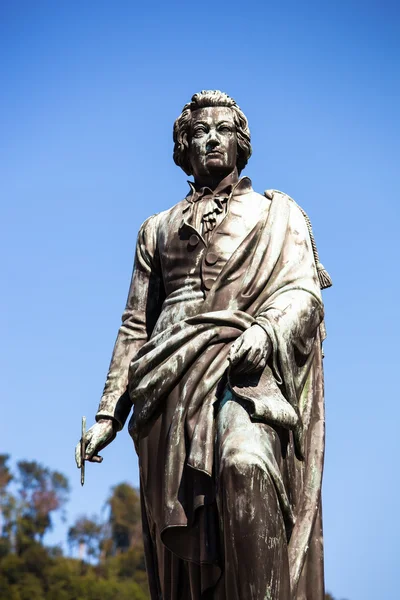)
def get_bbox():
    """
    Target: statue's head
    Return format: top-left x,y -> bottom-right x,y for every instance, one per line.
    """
173,90 -> 252,180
